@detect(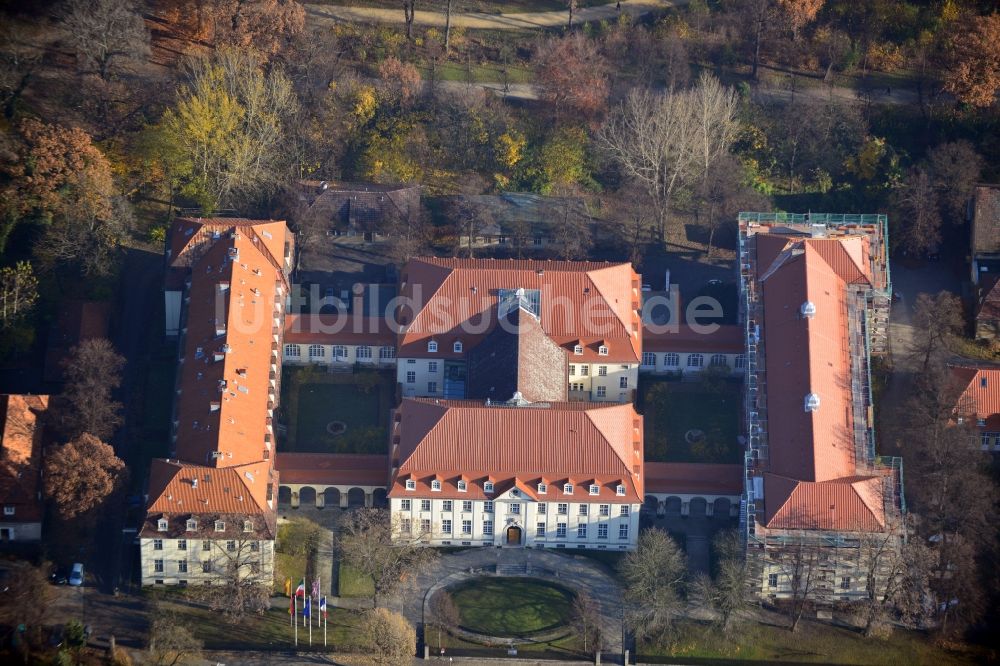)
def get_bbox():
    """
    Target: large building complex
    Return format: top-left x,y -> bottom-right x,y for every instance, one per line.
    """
738,213 -> 904,601
140,218 -> 293,586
